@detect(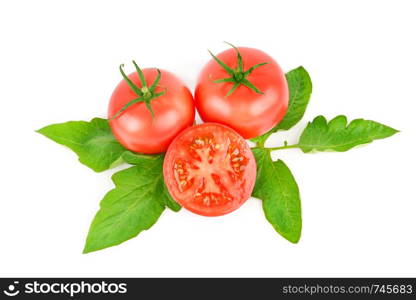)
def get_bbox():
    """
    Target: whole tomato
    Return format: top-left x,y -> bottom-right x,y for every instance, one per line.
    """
195,44 -> 289,139
108,62 -> 195,154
